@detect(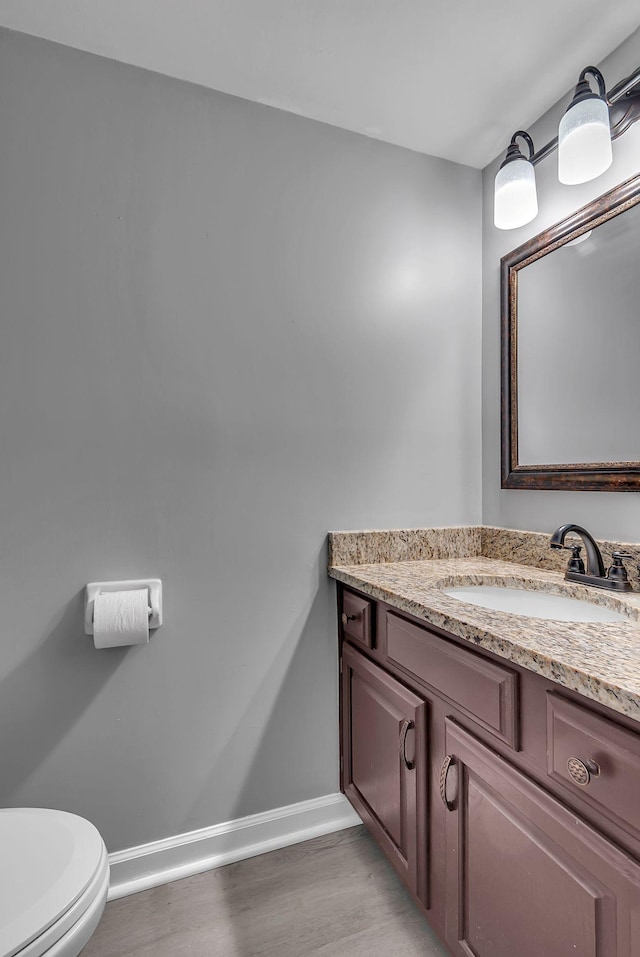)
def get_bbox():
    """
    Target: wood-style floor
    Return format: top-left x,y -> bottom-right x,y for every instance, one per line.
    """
83,825 -> 448,956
